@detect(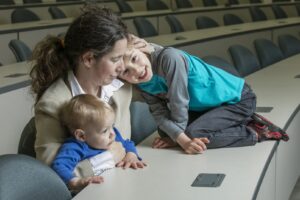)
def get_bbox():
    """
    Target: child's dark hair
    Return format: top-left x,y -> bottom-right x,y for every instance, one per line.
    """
30,6 -> 128,102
